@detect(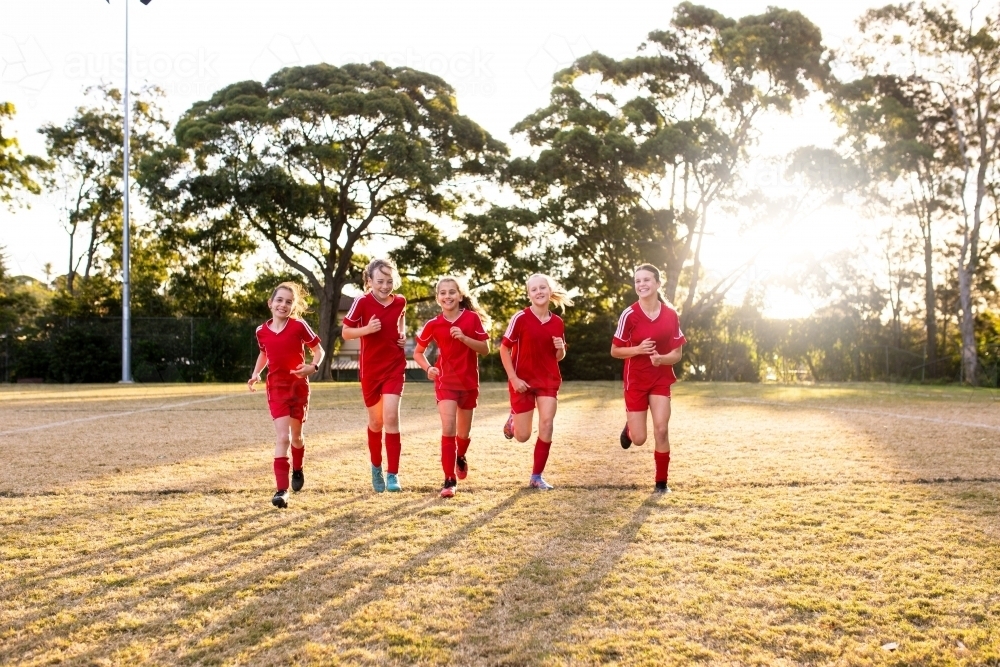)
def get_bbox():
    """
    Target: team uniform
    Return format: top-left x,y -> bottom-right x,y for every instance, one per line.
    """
342,292 -> 407,407
612,301 -> 686,411
501,308 -> 566,413
416,309 -> 490,409
255,318 -> 320,421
